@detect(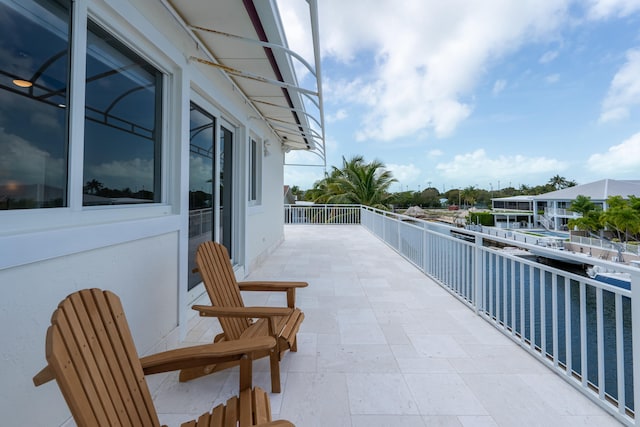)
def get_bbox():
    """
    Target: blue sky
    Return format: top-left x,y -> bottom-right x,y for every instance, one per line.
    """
278,0 -> 640,192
